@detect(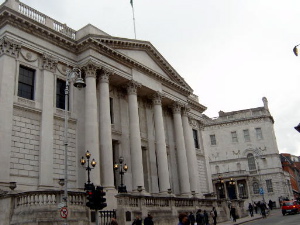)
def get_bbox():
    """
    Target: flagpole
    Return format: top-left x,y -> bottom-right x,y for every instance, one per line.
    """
131,1 -> 137,39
